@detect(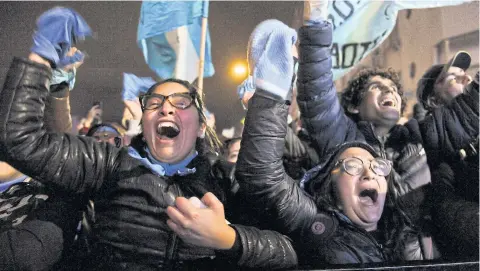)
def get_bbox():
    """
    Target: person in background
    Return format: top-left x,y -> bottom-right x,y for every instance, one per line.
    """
417,51 -> 472,115
234,15 -> 425,265
77,103 -> 103,136
87,123 -> 126,148
0,8 -> 298,269
420,70 -> 479,261
224,137 -> 242,164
